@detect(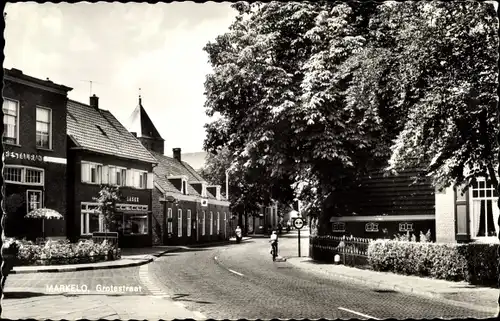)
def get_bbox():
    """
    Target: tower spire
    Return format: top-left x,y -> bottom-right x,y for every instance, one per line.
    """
138,87 -> 142,105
